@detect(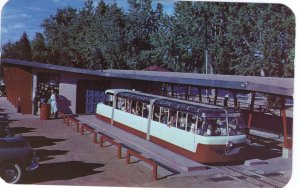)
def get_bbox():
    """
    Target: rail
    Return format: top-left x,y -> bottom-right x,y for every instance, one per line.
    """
126,149 -> 158,180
